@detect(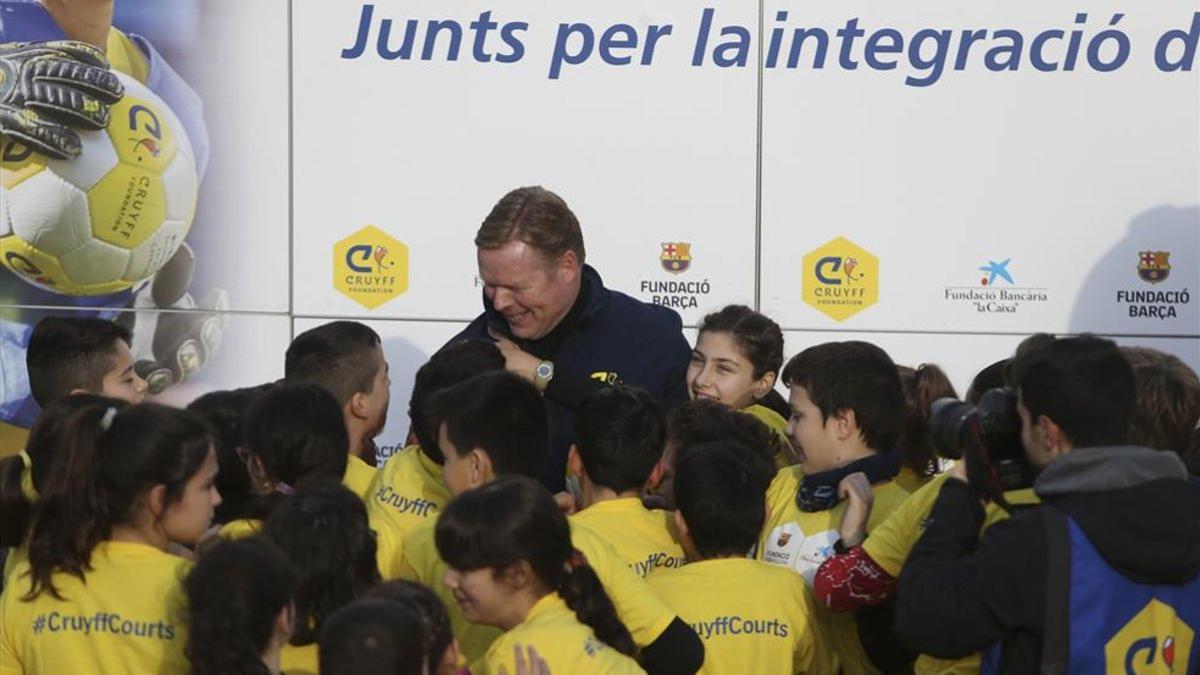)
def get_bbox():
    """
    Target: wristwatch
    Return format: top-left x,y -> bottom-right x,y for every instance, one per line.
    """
534,360 -> 555,391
